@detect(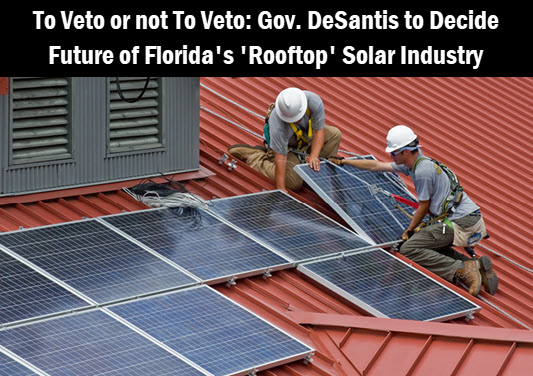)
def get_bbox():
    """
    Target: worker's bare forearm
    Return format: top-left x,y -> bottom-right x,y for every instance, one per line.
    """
309,129 -> 325,160
408,200 -> 430,231
341,158 -> 395,172
274,153 -> 288,192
